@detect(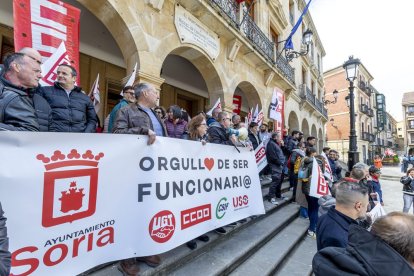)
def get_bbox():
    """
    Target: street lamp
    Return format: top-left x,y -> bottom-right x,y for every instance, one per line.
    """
343,56 -> 361,171
324,89 -> 339,105
278,29 -> 314,62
